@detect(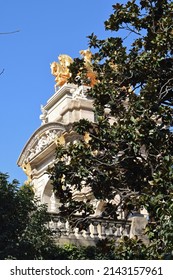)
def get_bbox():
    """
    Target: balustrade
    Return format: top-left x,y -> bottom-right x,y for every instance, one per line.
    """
48,214 -> 131,243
